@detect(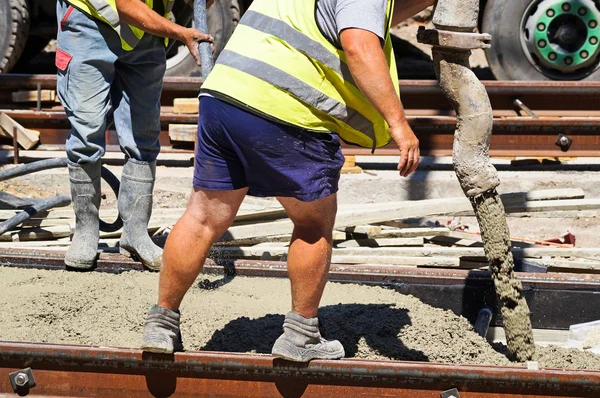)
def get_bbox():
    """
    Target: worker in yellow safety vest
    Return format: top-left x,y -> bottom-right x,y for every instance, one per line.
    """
56,0 -> 213,271
141,0 -> 435,360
